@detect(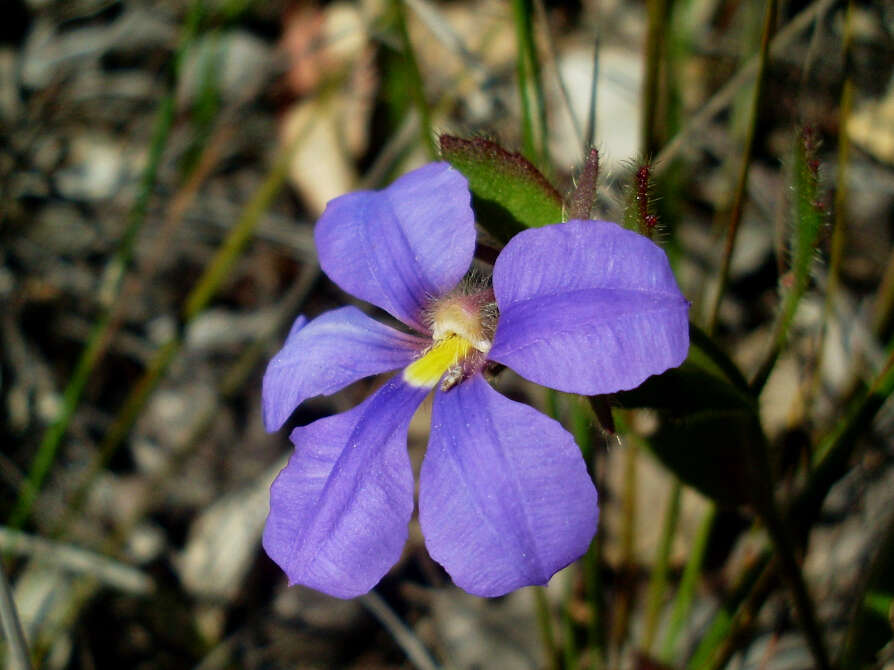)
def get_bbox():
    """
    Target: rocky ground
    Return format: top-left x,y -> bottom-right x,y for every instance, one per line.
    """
1,0 -> 893,668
